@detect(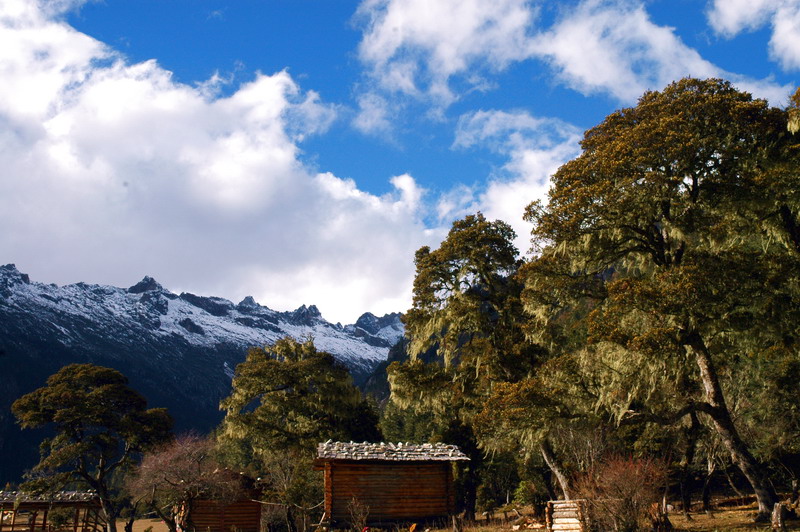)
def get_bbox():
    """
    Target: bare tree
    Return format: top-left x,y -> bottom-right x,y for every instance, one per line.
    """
126,434 -> 245,532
